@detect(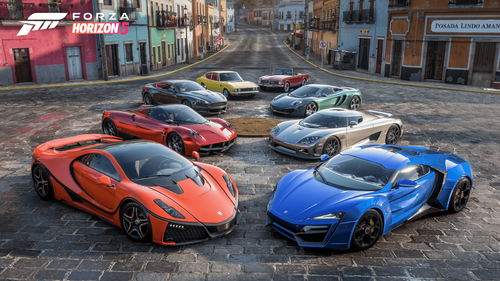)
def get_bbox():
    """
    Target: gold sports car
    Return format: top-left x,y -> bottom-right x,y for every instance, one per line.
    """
196,71 -> 259,98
